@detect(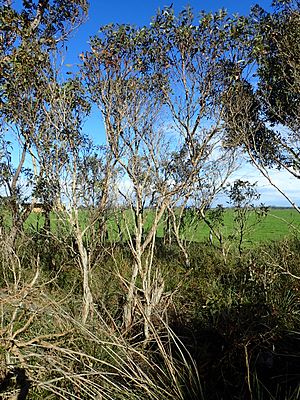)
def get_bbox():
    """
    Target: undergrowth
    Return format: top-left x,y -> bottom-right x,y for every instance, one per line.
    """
0,232 -> 299,399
